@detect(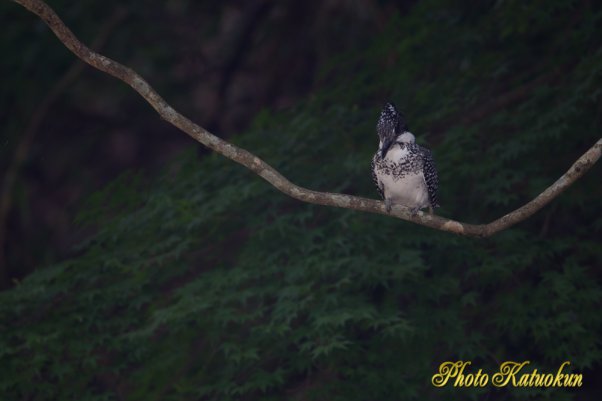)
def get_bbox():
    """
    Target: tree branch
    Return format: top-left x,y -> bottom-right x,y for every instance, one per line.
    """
10,0 -> 602,238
